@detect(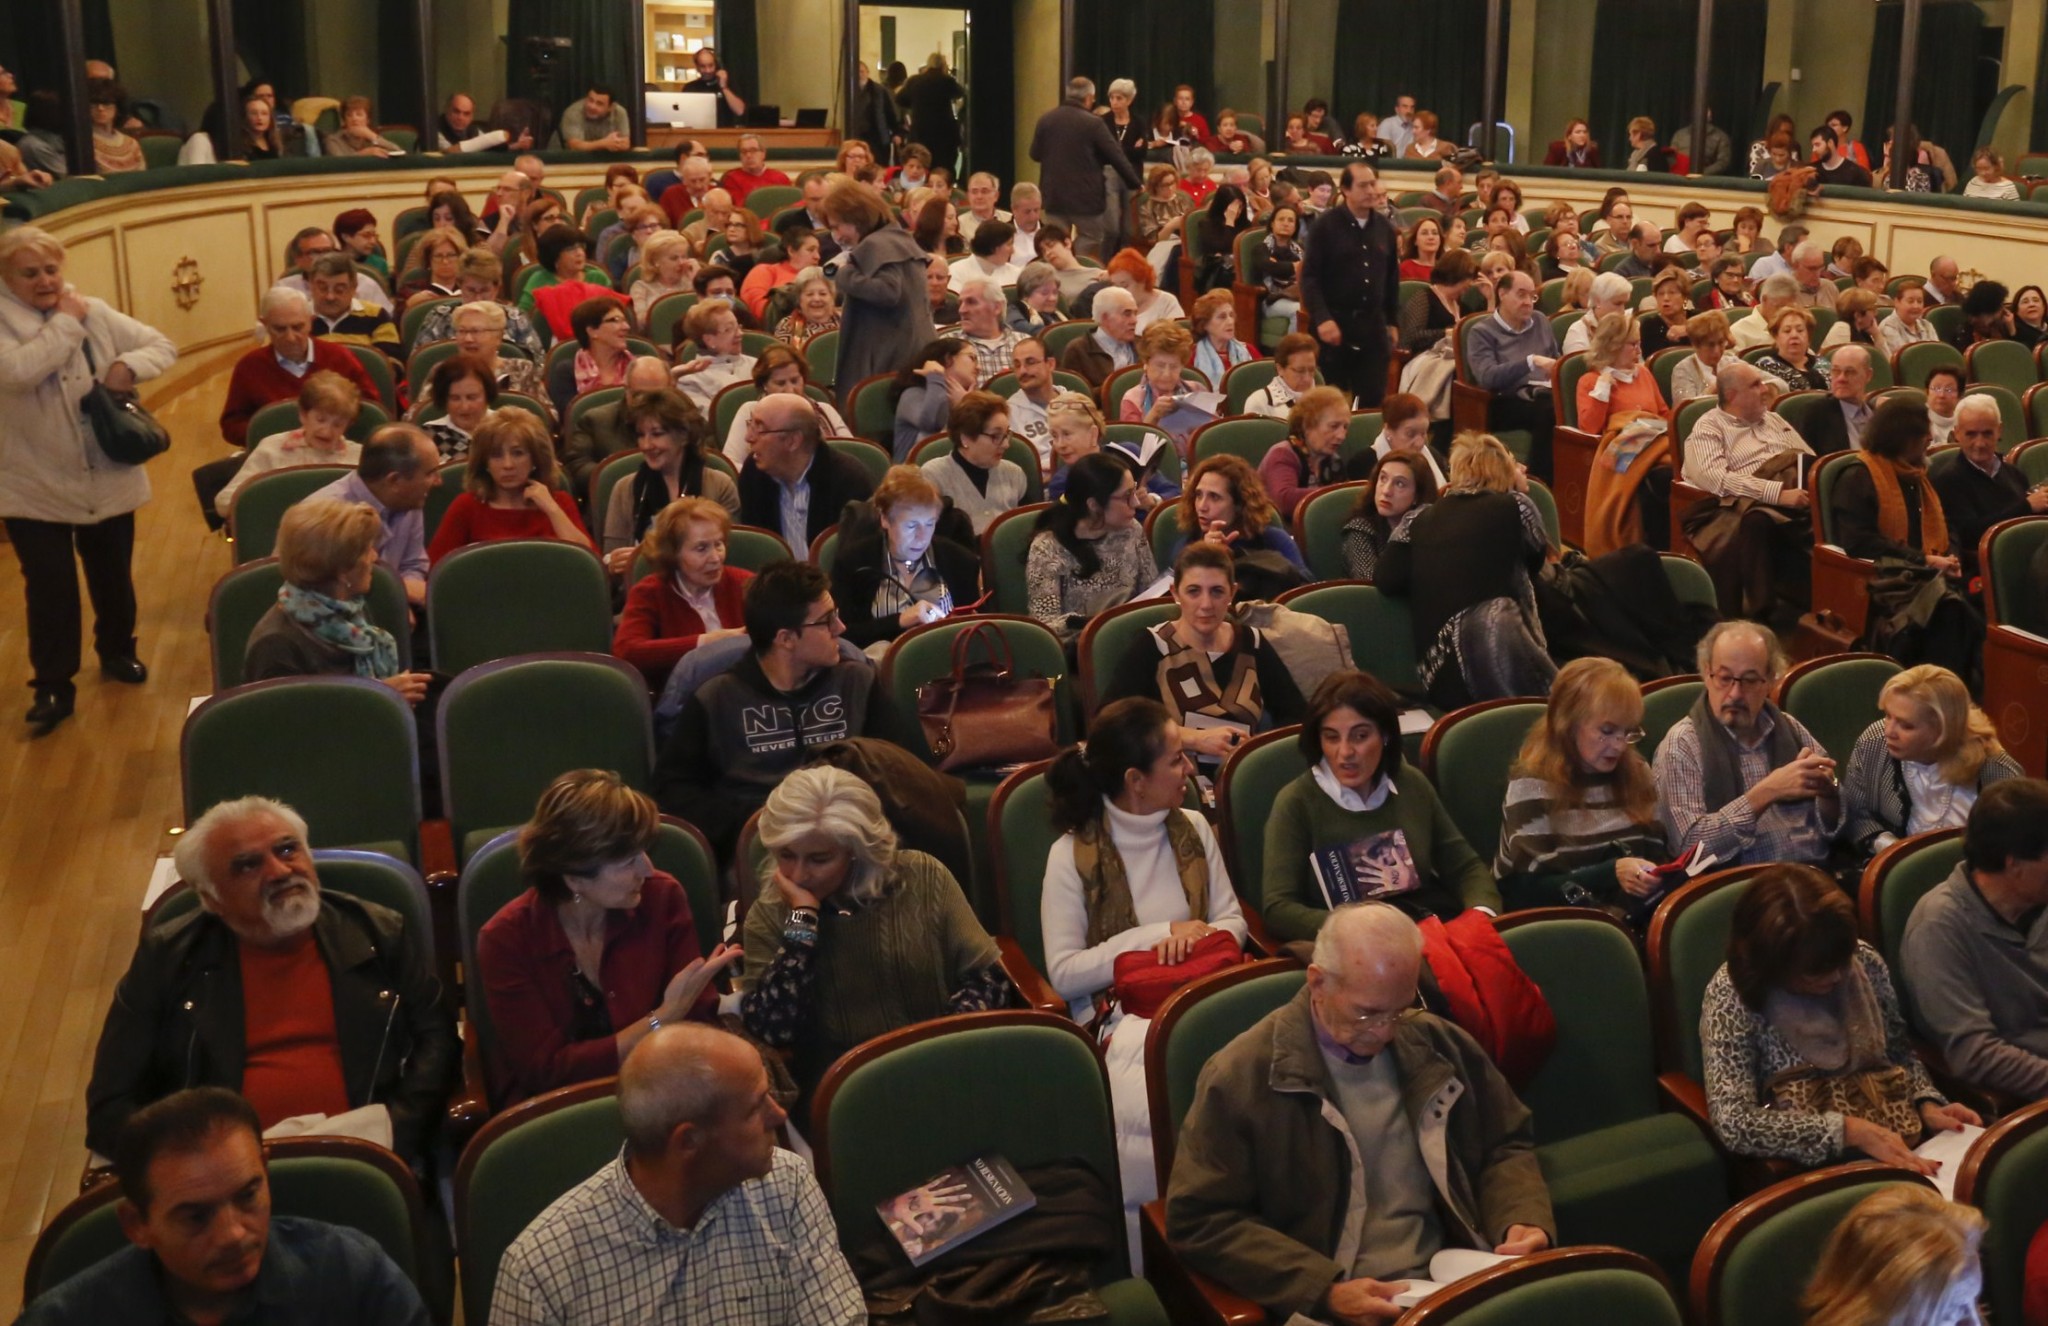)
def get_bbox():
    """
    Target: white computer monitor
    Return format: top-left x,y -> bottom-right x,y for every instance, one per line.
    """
645,91 -> 720,129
